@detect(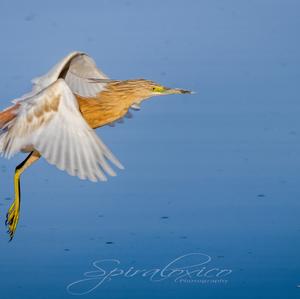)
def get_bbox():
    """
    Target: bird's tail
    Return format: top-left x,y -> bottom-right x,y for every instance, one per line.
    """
0,104 -> 19,155
0,104 -> 19,129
